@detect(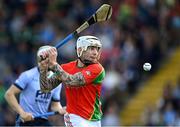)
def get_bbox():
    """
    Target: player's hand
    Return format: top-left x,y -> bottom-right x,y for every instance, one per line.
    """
46,47 -> 58,69
20,111 -> 34,122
